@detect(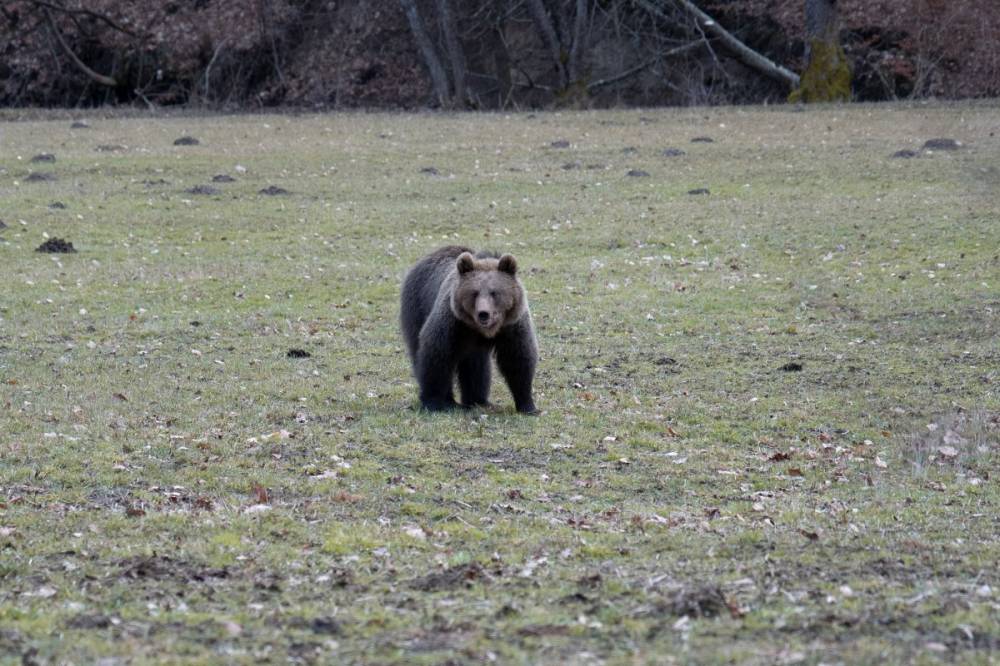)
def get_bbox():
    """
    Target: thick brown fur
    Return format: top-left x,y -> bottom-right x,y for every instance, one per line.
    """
400,246 -> 538,413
